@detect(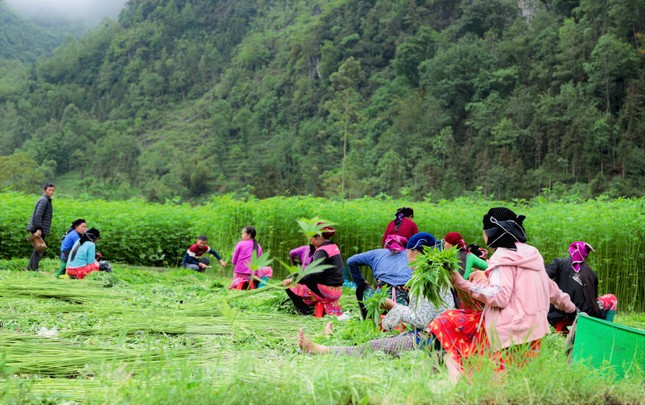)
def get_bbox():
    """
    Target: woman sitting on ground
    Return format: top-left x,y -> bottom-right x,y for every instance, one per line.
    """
66,228 -> 109,279
289,244 -> 315,270
546,241 -> 617,329
298,232 -> 454,356
56,218 -> 86,278
430,207 -> 577,383
283,226 -> 344,316
443,232 -> 488,308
